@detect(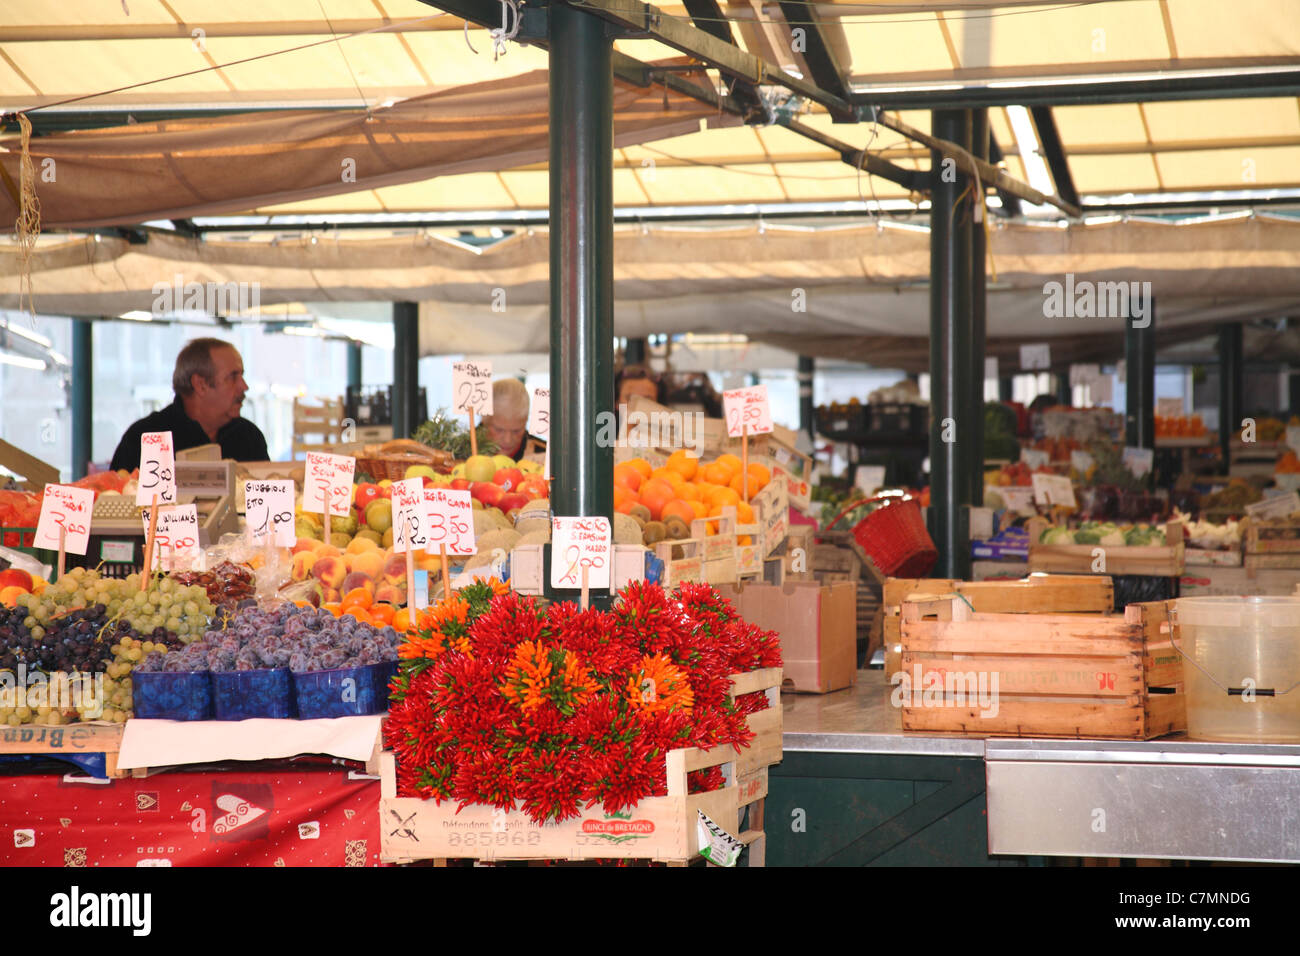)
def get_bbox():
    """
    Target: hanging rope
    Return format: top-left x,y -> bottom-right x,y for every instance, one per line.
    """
16,112 -> 41,319
491,0 -> 521,61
